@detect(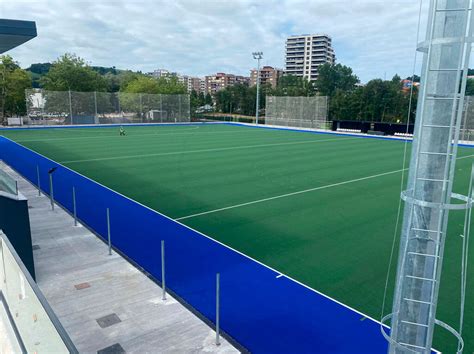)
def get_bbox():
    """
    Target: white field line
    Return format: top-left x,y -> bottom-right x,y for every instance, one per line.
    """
59,136 -> 359,164
176,169 -> 406,220
176,153 -> 474,221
